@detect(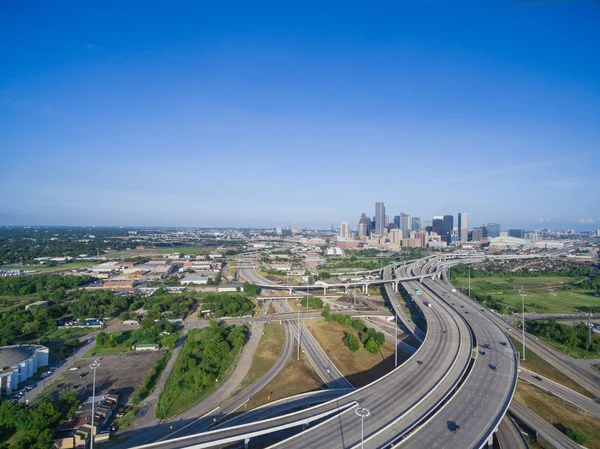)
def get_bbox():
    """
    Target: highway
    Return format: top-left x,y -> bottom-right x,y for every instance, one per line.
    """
519,368 -> 600,418
273,299 -> 353,389
509,400 -> 582,449
496,415 -> 529,449
137,257 -> 477,449
437,265 -> 600,399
